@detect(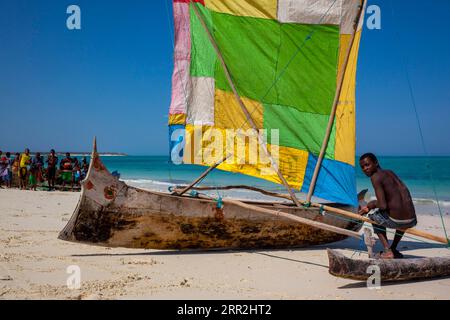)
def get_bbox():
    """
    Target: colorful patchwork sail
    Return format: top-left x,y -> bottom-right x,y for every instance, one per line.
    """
168,0 -> 366,206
